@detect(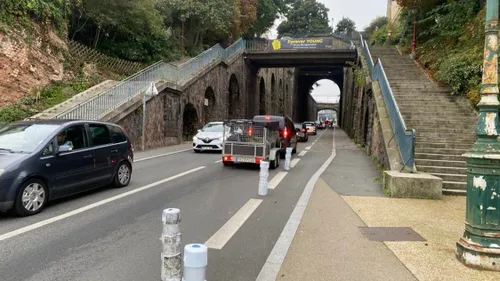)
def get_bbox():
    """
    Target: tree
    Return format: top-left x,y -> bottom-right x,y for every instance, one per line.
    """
245,0 -> 282,38
395,0 -> 441,10
277,0 -> 332,37
334,17 -> 356,37
365,16 -> 387,35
